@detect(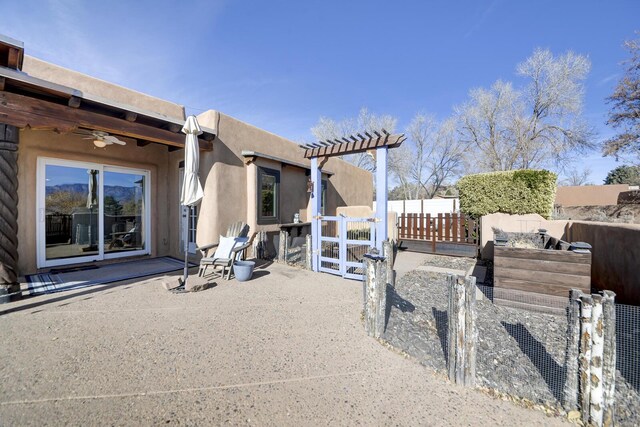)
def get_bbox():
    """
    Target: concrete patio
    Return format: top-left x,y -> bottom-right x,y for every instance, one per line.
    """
0,261 -> 567,425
